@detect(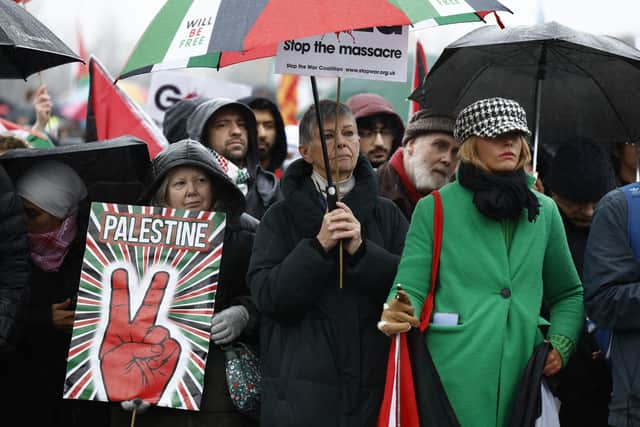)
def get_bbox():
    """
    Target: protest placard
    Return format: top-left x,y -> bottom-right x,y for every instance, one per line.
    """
146,72 -> 252,124
275,26 -> 409,82
63,202 -> 225,411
